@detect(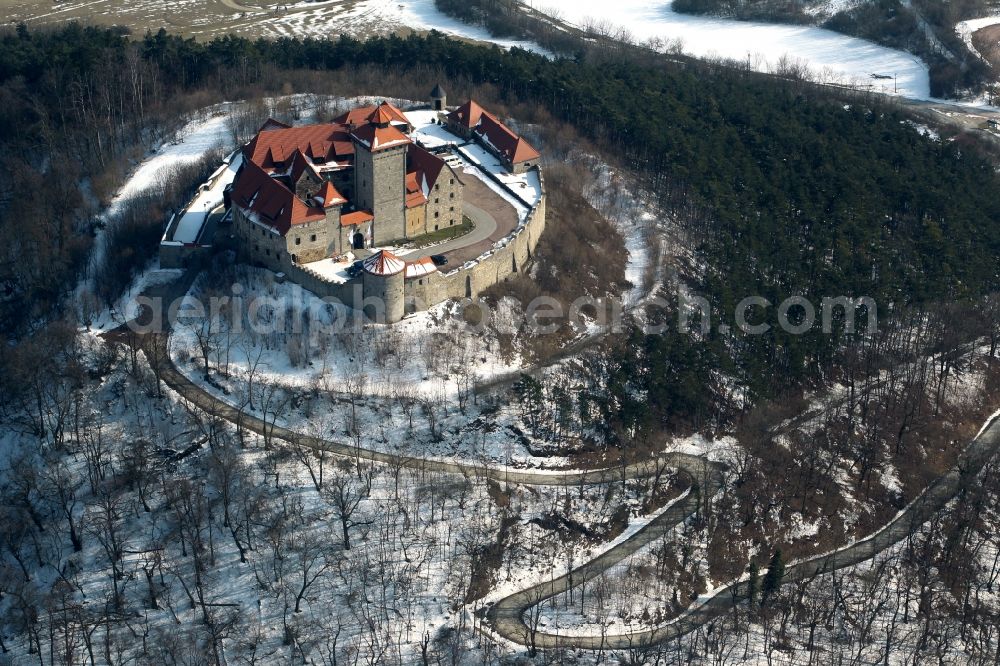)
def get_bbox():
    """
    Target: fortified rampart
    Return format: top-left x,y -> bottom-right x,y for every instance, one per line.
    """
271,166 -> 546,322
